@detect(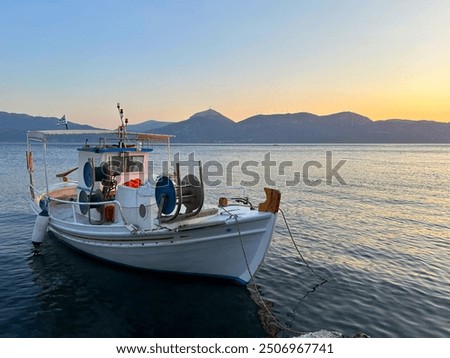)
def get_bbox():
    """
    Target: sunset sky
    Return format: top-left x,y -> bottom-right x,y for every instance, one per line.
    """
1,0 -> 450,128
